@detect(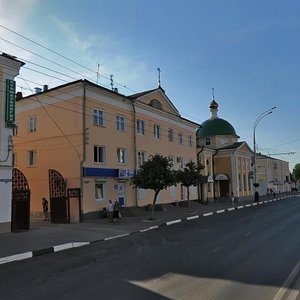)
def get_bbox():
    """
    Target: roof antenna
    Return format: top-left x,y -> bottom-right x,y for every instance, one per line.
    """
157,67 -> 161,87
110,74 -> 114,90
97,63 -> 100,84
